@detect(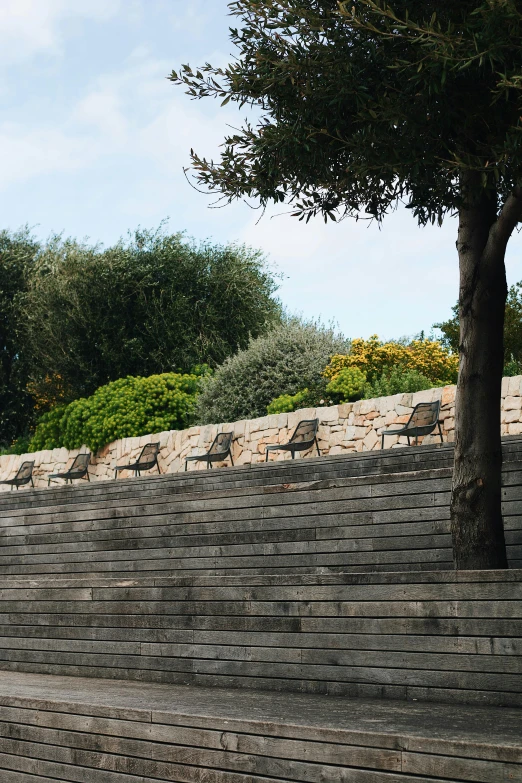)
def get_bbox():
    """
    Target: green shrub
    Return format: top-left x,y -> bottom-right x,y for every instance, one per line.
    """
362,367 -> 442,399
325,367 -> 366,403
196,319 -> 349,424
29,372 -> 199,453
267,389 -> 310,414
